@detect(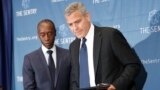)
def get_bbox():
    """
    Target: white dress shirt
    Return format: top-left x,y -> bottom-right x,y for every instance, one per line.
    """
80,23 -> 96,87
42,45 -> 57,68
